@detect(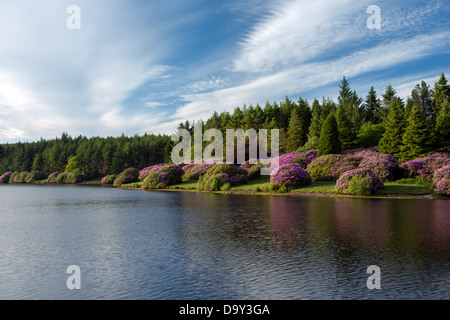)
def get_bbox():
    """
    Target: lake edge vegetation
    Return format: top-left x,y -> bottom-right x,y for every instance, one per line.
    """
1,74 -> 449,197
